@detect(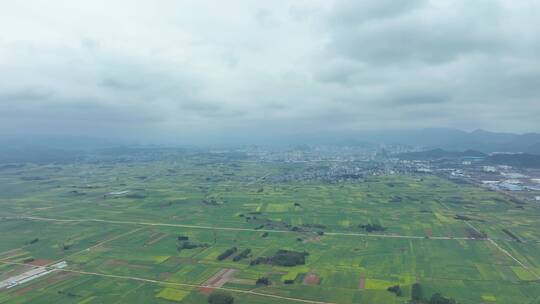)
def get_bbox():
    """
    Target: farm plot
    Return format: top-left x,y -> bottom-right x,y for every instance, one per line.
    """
1,160 -> 540,303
